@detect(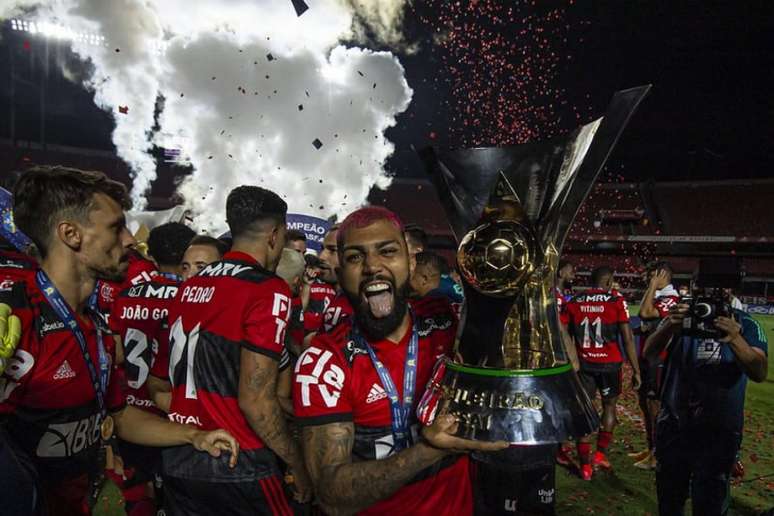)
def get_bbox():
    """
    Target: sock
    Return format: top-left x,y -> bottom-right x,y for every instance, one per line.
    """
577,442 -> 592,465
597,430 -> 613,453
